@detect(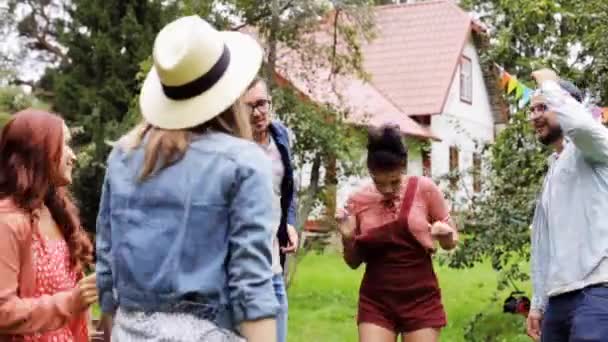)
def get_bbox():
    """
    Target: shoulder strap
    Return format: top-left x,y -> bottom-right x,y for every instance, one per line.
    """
399,176 -> 418,221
